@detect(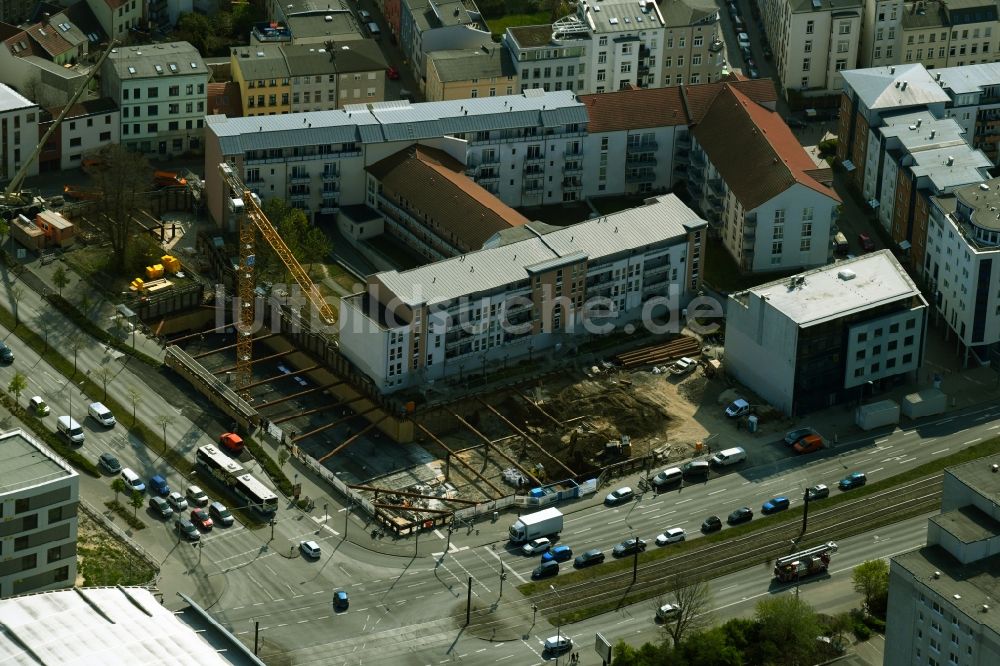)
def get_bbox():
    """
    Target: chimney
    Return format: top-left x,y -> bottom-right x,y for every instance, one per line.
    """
930,130 -> 936,139
916,118 -> 922,127
947,156 -> 955,166
902,81 -> 908,91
